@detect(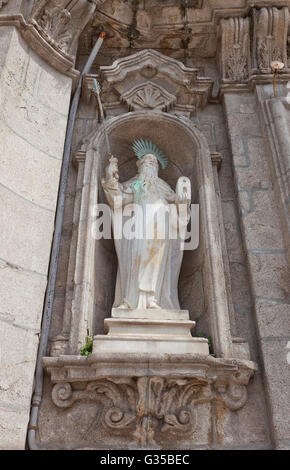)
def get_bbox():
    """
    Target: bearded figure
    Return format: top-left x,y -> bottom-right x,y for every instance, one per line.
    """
102,140 -> 190,310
